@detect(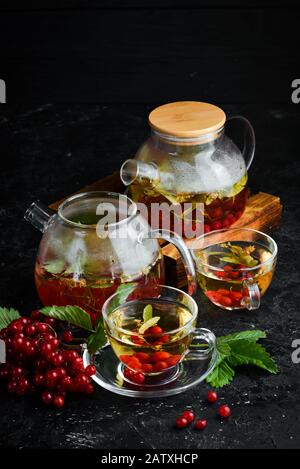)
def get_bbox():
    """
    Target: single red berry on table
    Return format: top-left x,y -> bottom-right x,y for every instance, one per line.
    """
176,417 -> 188,429
218,404 -> 231,419
182,410 -> 194,423
195,419 -> 207,431
207,390 -> 218,403
53,394 -> 65,408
